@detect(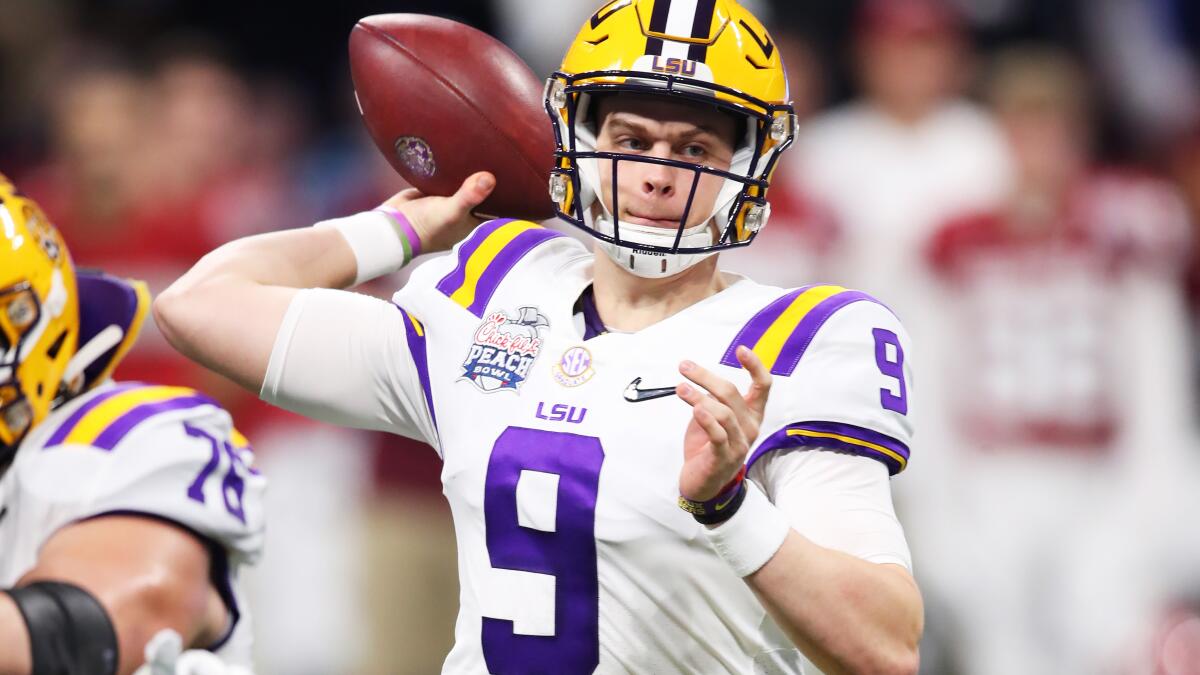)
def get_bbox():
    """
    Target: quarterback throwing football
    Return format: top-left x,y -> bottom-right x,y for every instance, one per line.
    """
159,1 -> 922,673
